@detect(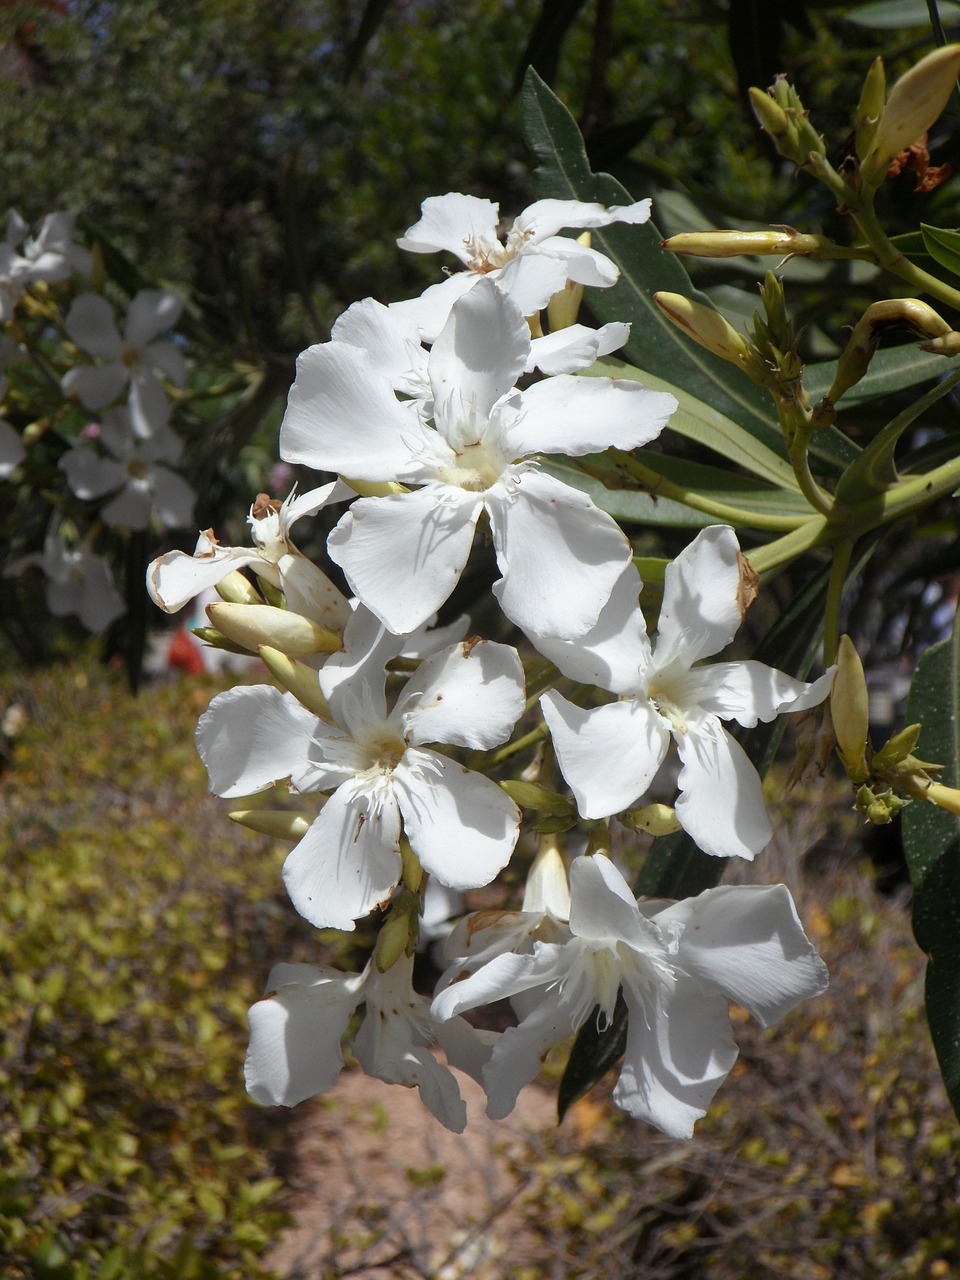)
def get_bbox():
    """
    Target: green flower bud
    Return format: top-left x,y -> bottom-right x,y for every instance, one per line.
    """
653,292 -> 765,378
258,644 -> 331,718
215,570 -> 262,606
749,87 -> 800,159
622,803 -> 681,836
856,57 -> 886,161
228,809 -> 313,840
831,635 -> 871,783
499,779 -> 573,814
872,722 -> 922,774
